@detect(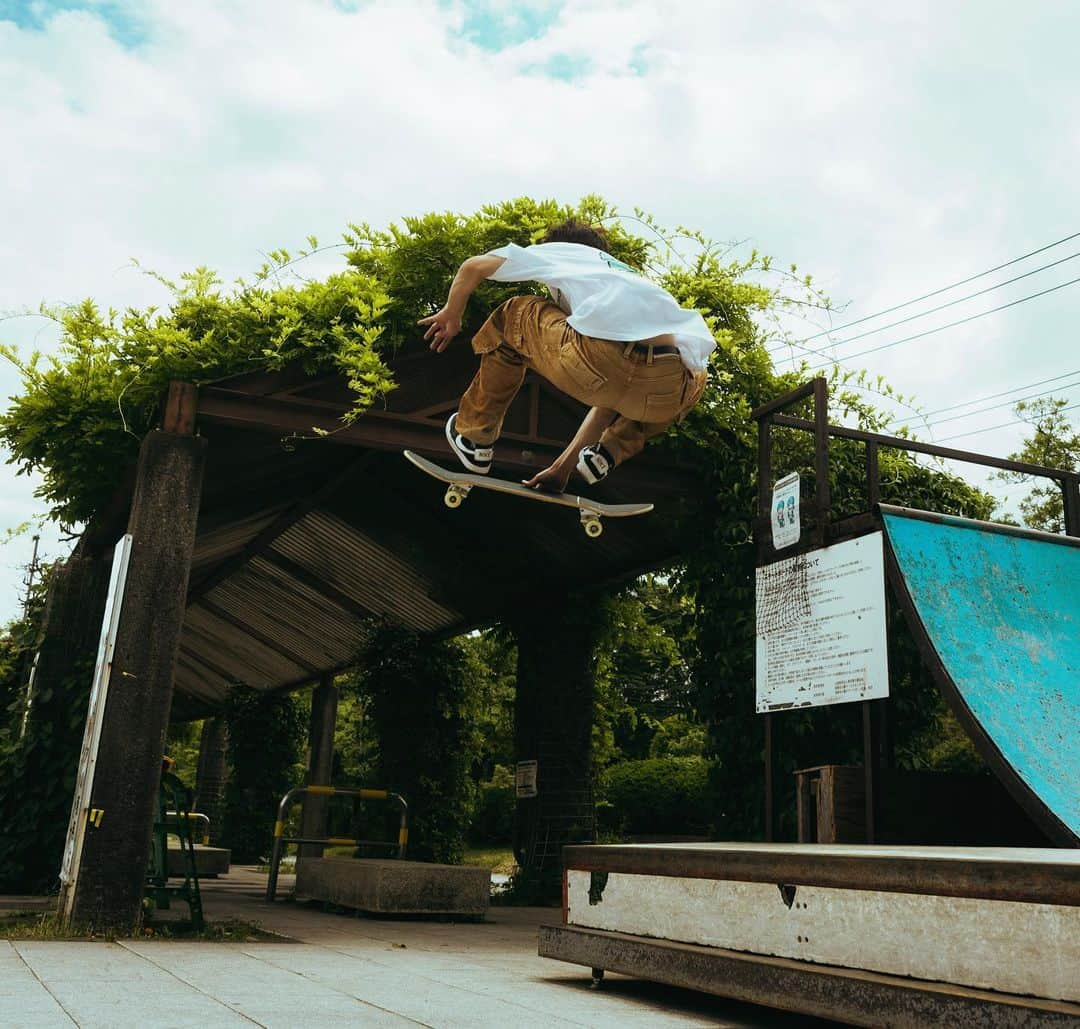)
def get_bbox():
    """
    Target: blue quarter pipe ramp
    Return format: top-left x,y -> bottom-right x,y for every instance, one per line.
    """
880,506 -> 1079,846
